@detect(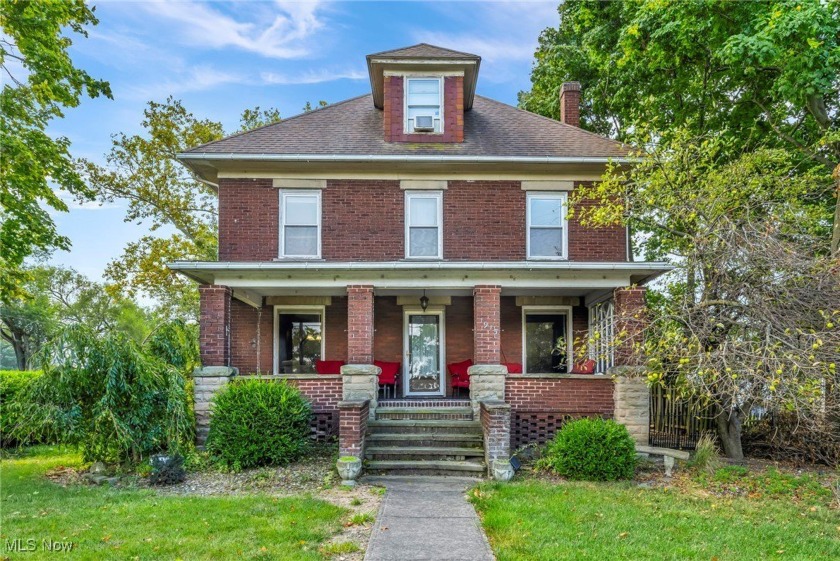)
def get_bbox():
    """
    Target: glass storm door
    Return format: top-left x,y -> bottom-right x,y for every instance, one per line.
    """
404,312 -> 444,396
